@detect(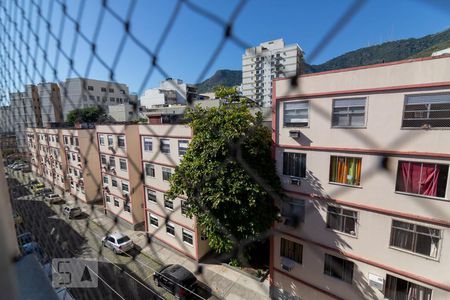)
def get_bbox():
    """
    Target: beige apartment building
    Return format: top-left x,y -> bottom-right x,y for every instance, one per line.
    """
96,124 -> 145,230
270,55 -> 450,300
27,125 -> 101,203
138,124 -> 210,260
96,122 -> 210,259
